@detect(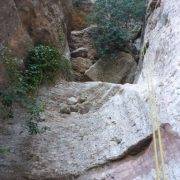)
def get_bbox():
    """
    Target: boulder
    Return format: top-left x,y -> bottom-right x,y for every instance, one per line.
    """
59,103 -> 71,114
71,57 -> 93,82
71,47 -> 88,58
71,57 -> 93,73
85,52 -> 137,84
77,124 -> 180,180
70,26 -> 97,60
67,97 -> 78,105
